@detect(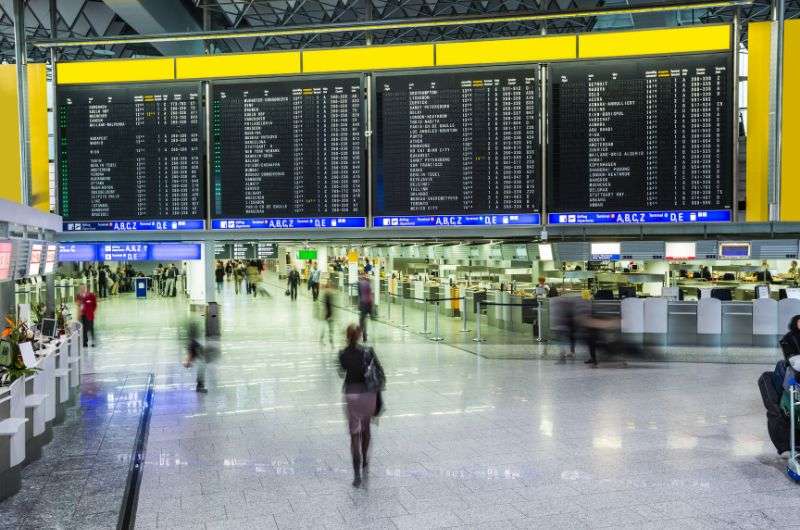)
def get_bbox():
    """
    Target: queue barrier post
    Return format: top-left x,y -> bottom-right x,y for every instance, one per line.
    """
460,296 -> 470,333
430,301 -> 444,341
400,295 -> 408,328
421,299 -> 430,334
387,292 -> 392,322
473,301 -> 485,342
536,302 -> 544,343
